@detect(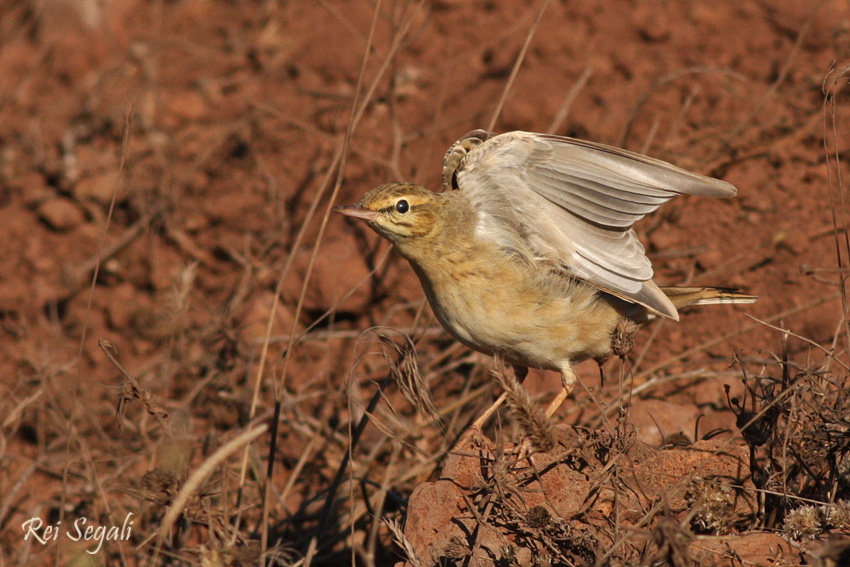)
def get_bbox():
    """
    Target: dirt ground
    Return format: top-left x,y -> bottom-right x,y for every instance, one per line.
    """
1,0 -> 849,565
